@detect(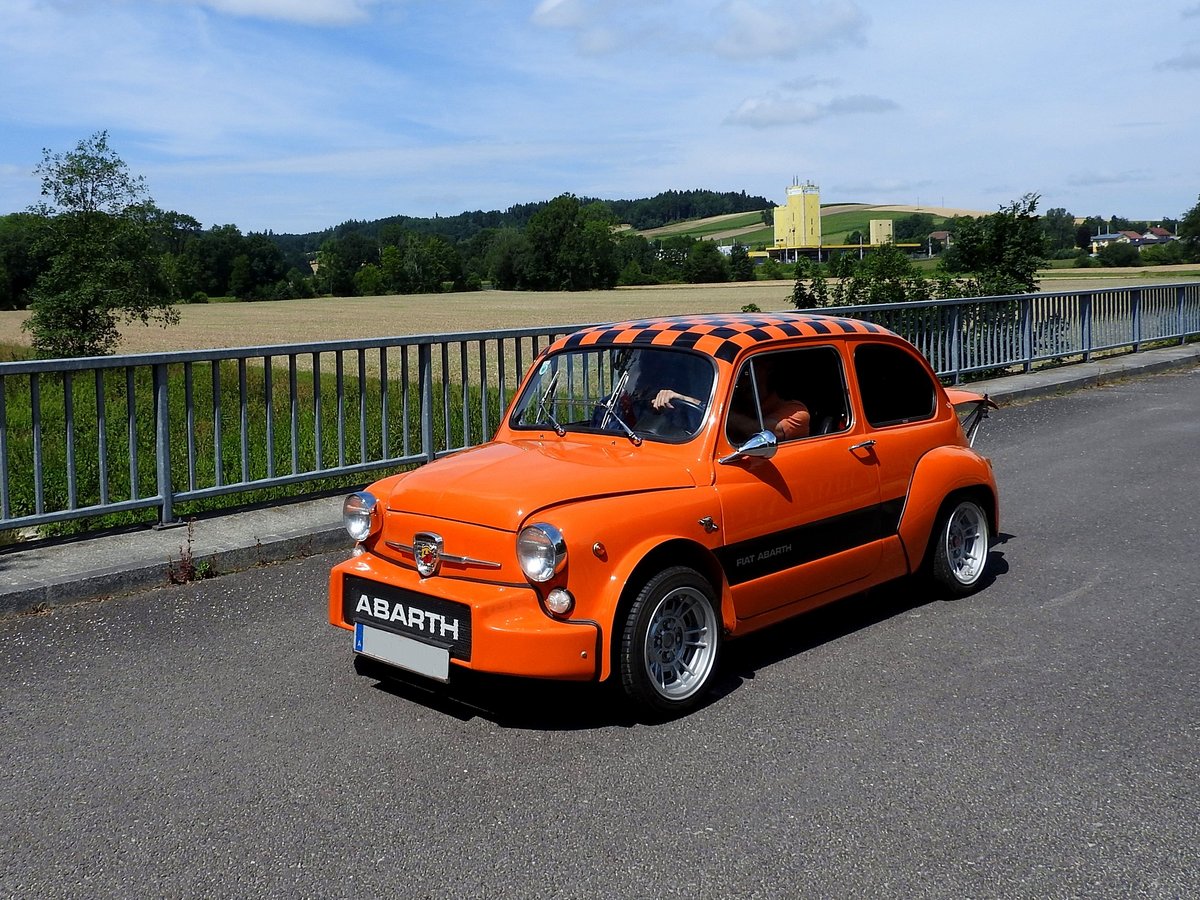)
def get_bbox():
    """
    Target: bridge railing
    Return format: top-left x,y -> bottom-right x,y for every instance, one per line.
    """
2,283 -> 1198,532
